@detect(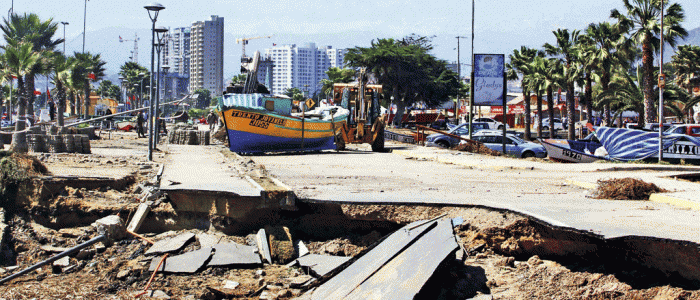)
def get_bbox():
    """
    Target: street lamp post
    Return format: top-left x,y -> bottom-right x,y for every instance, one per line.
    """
145,2 -> 165,161
61,22 -> 69,54
658,1 -> 665,163
82,0 -> 88,53
118,75 -> 125,111
154,27 -> 168,145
